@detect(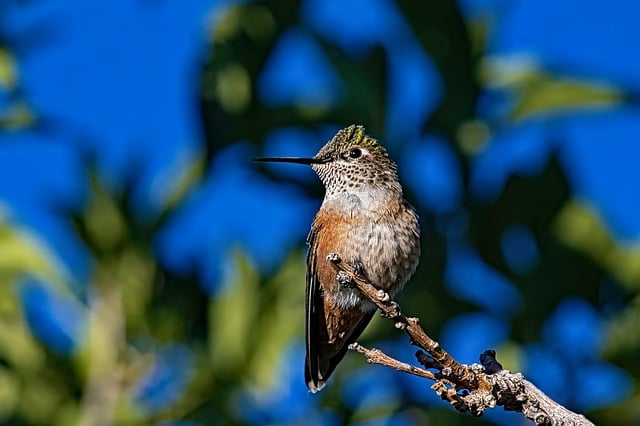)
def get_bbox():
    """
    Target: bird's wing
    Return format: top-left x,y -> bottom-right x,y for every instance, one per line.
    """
304,220 -> 325,392
304,219 -> 375,392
